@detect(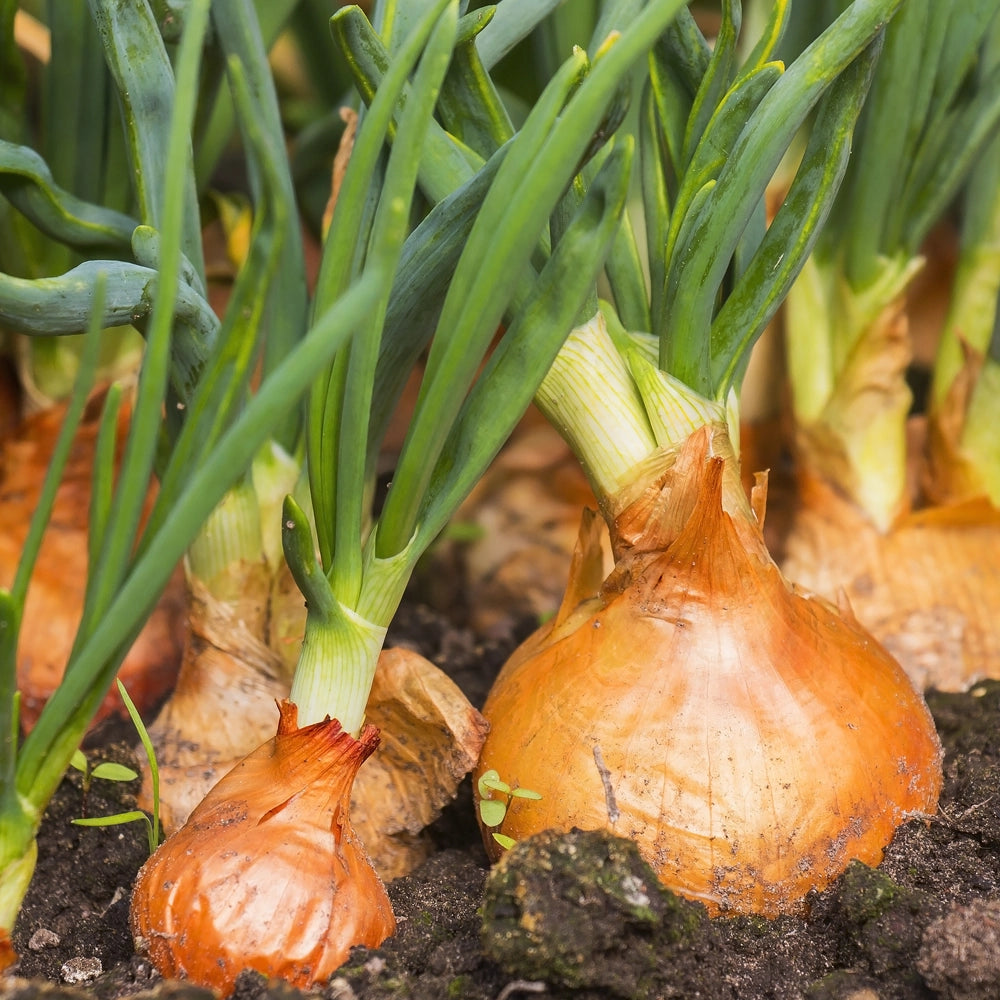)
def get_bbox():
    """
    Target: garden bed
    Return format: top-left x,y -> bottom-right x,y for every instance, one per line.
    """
4,595 -> 1000,1000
